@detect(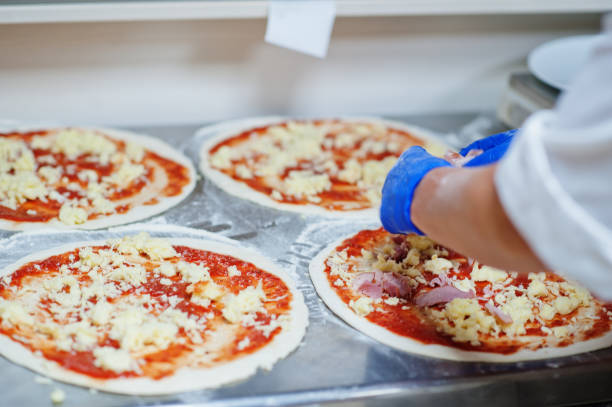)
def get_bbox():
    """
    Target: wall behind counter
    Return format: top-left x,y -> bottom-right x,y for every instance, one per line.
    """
0,13 -> 601,127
